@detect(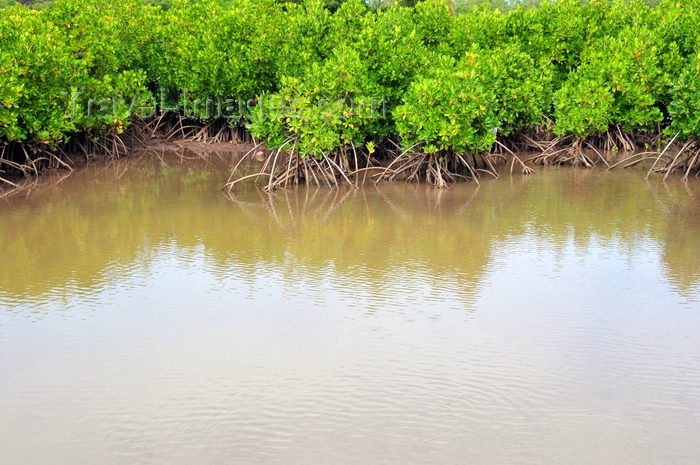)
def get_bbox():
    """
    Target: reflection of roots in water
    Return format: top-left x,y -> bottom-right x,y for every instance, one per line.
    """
224,183 -> 357,229
224,168 -> 520,229
137,146 -> 243,167
0,123 -> 150,189
2,115 -> 253,190
0,167 -> 74,201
